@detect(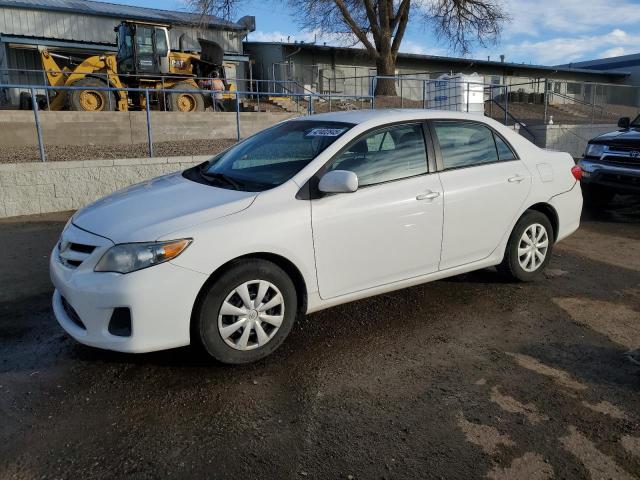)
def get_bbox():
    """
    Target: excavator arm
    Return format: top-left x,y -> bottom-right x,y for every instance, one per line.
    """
38,47 -> 128,111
